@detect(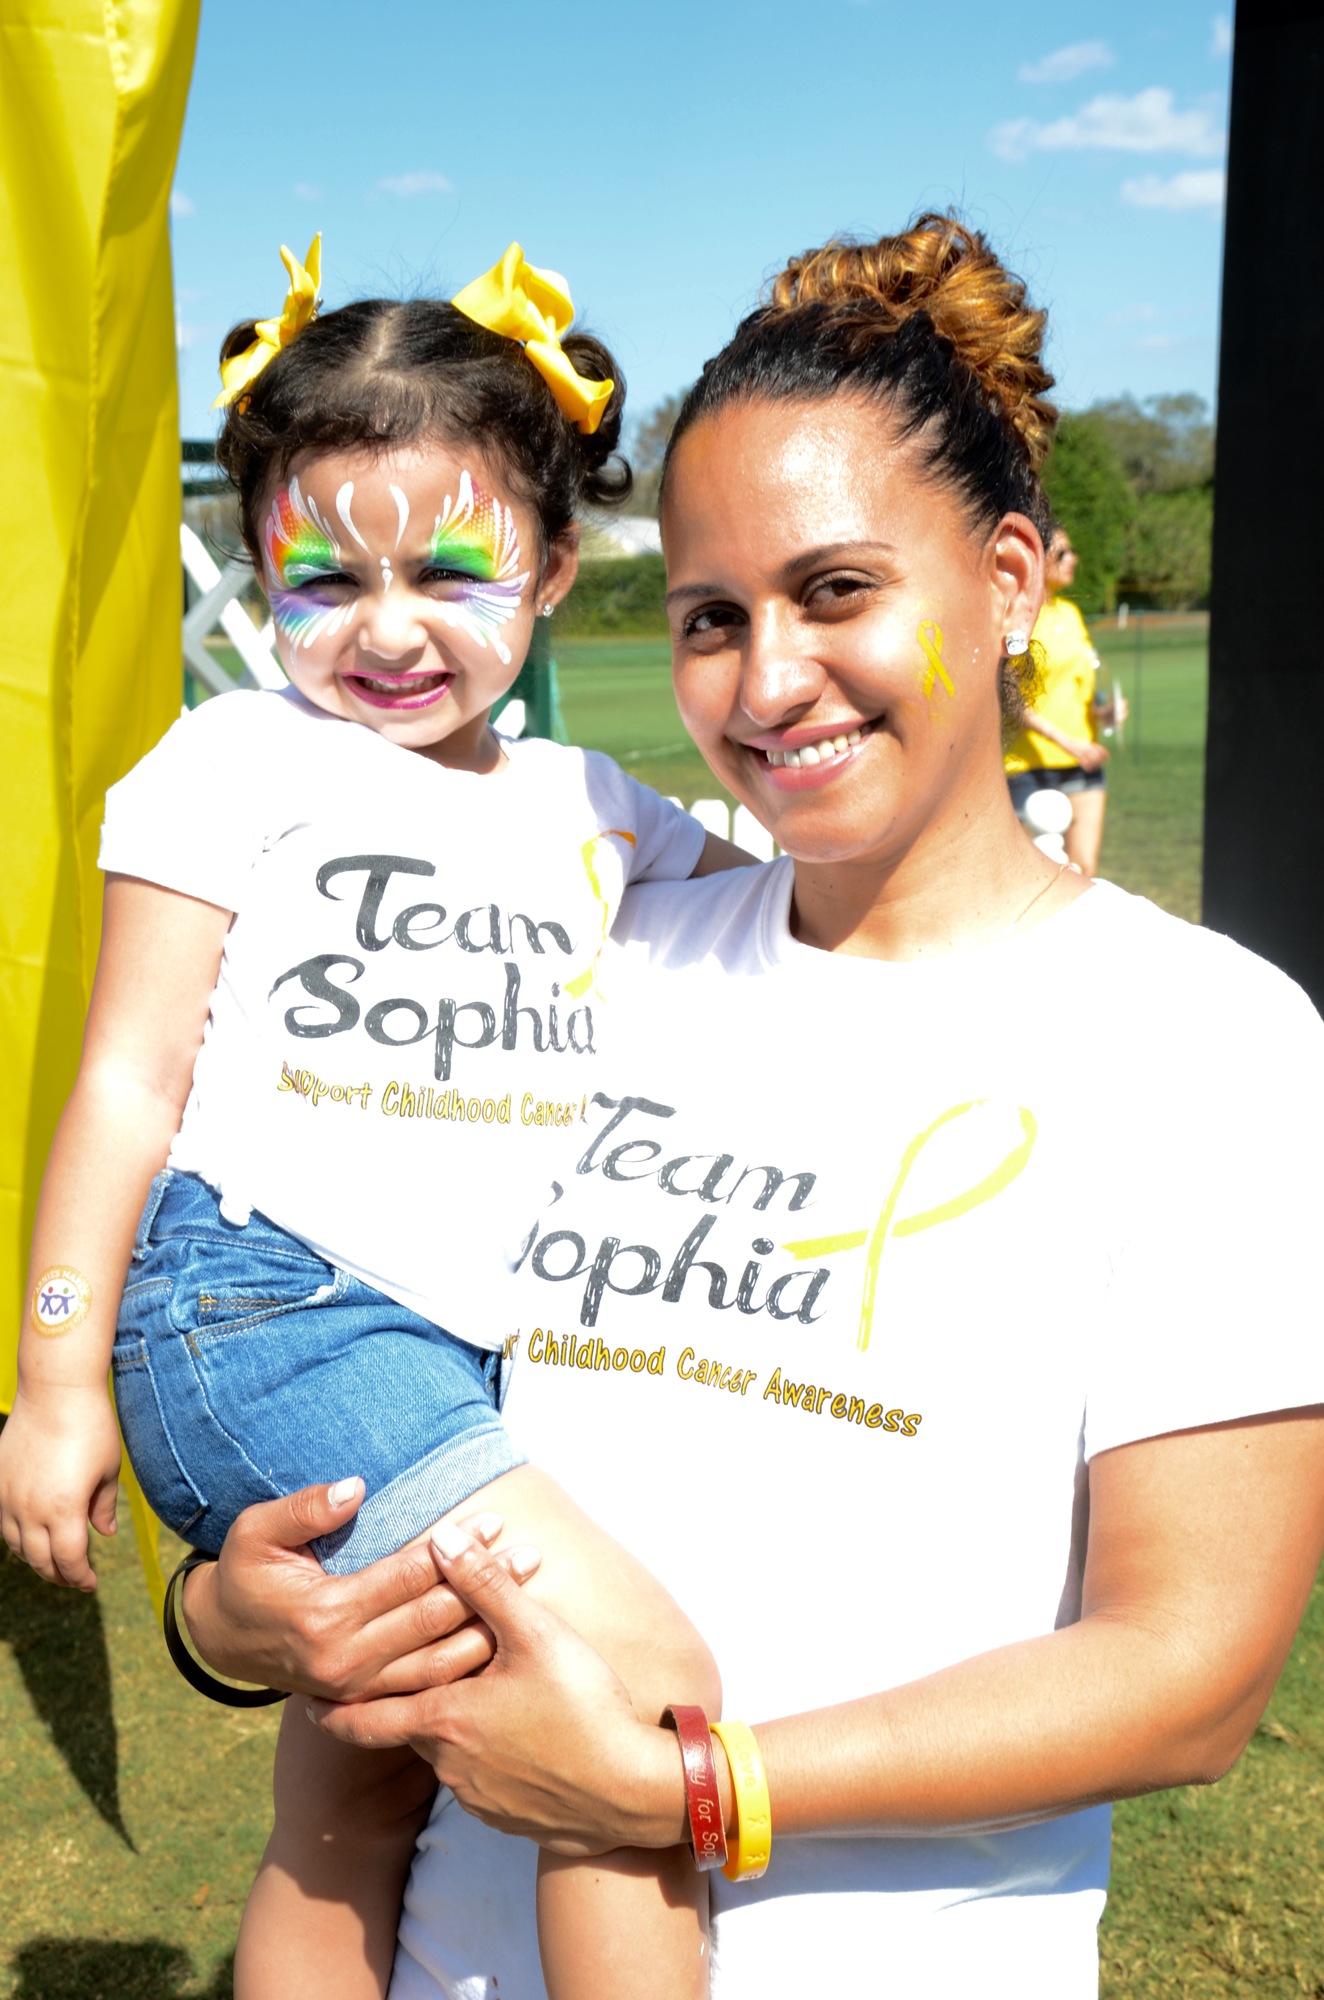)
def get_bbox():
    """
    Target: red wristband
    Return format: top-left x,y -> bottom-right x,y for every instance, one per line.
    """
661,1704 -> 728,1872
